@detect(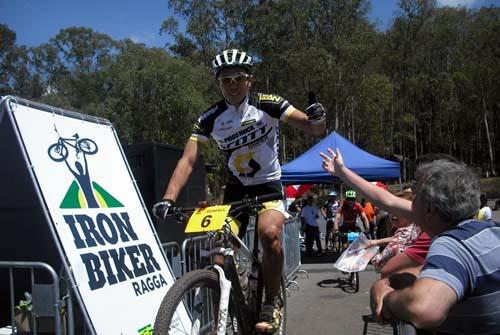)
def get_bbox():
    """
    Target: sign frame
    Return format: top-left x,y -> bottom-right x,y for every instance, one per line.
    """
1,96 -> 190,334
